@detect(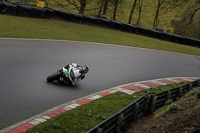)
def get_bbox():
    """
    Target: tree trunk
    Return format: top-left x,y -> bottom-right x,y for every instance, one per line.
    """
113,0 -> 118,20
79,0 -> 87,14
44,0 -> 49,7
103,0 -> 109,15
136,0 -> 143,25
153,0 -> 161,29
153,9 -> 159,29
98,1 -> 104,15
128,0 -> 137,24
